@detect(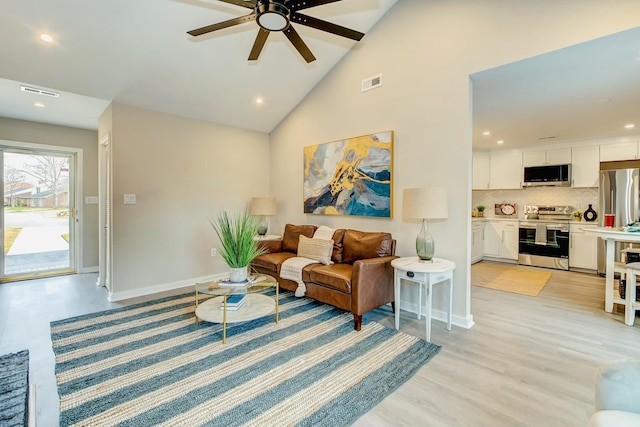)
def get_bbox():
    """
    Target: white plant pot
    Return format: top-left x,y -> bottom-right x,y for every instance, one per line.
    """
229,267 -> 248,283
